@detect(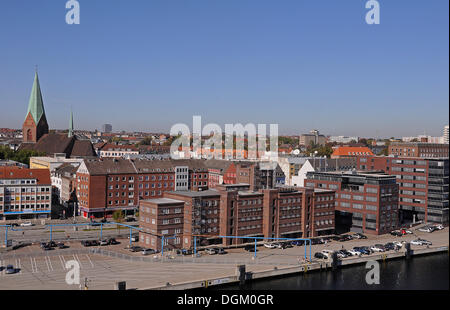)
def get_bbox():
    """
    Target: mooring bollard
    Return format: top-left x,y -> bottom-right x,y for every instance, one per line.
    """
405,242 -> 411,259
